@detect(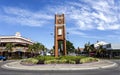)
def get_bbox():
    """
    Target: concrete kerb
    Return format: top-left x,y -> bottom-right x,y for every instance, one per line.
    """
1,60 -> 117,71
100,61 -> 118,69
